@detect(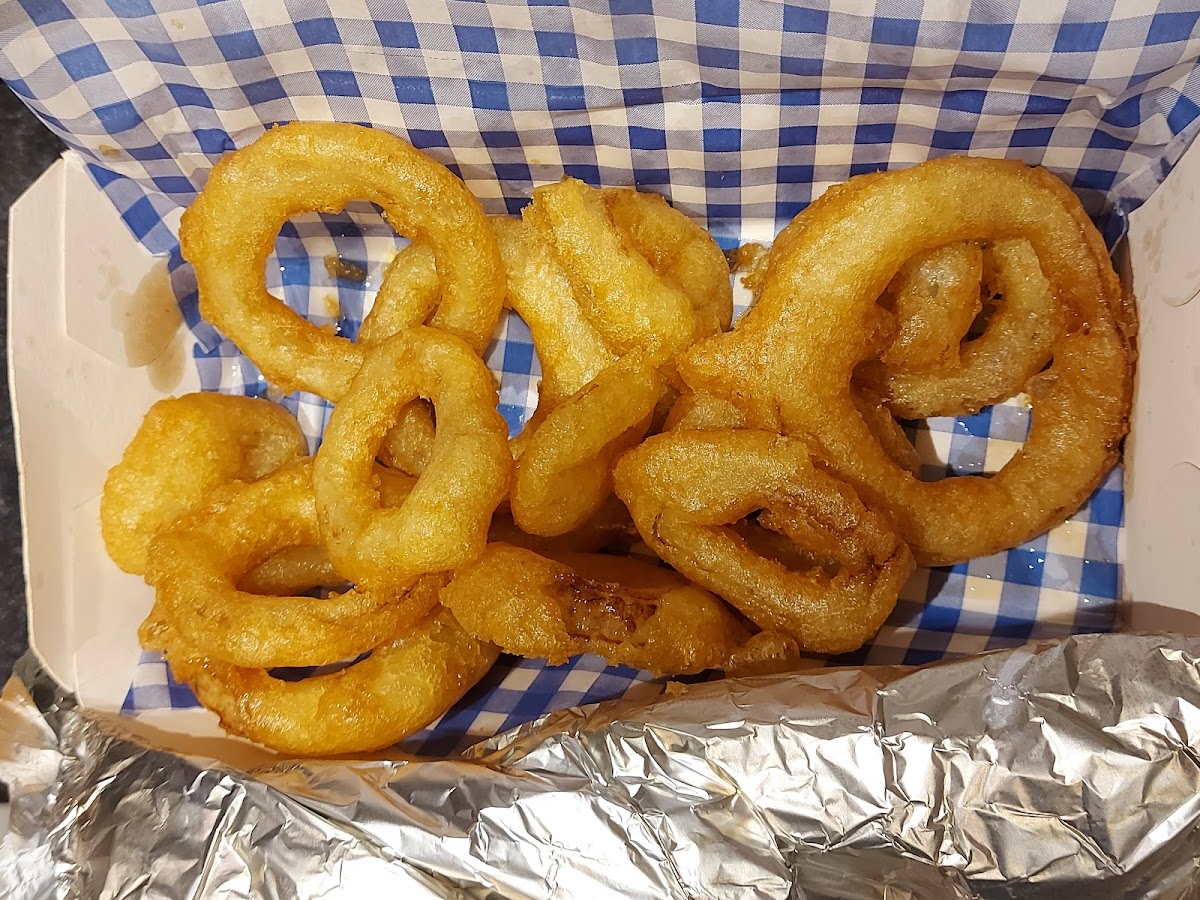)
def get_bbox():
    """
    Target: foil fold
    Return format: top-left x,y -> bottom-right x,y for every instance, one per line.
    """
4,633 -> 1200,899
